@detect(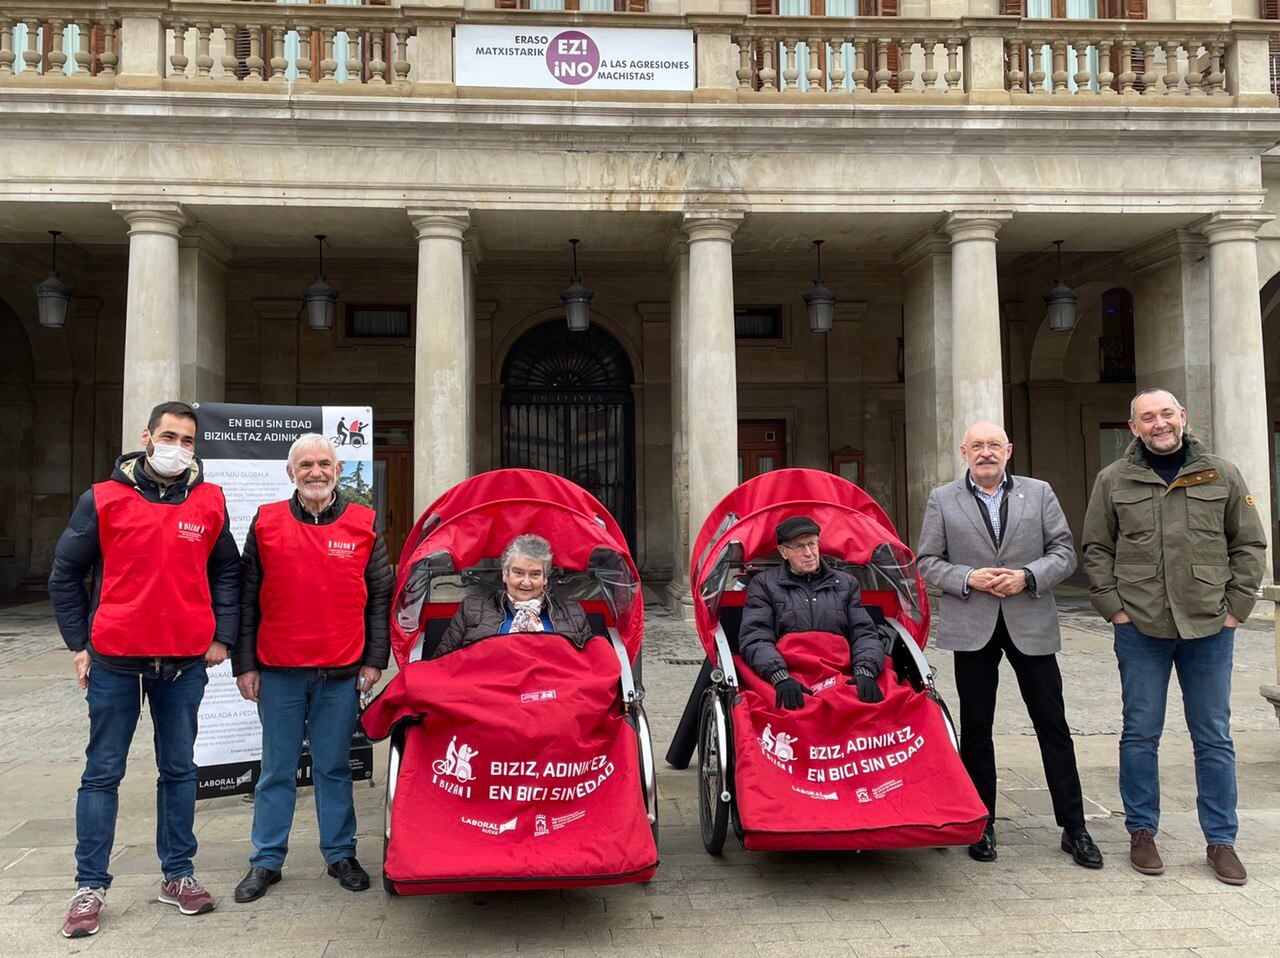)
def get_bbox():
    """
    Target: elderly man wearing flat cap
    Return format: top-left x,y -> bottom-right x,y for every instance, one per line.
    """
737,515 -> 885,709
